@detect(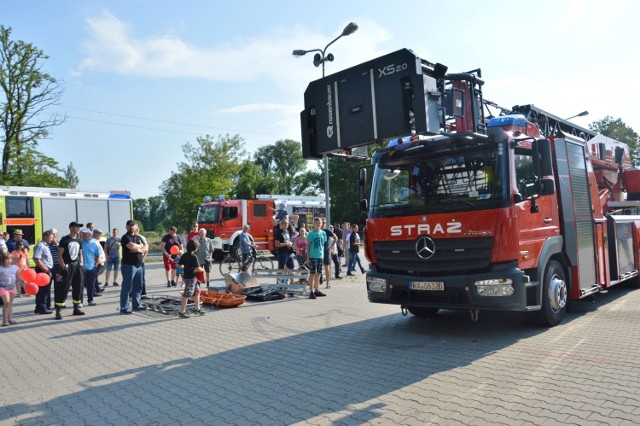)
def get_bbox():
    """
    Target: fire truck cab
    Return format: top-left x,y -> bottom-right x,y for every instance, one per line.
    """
299,48 -> 640,326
